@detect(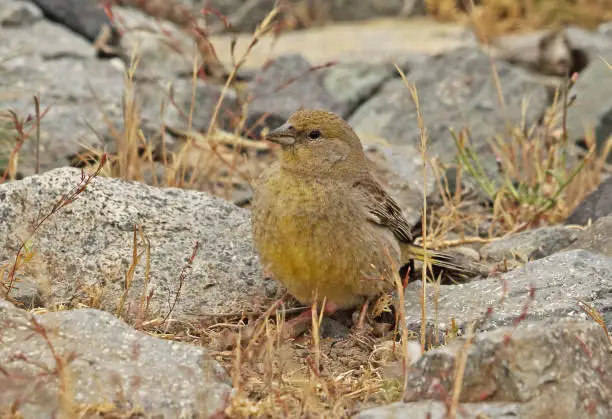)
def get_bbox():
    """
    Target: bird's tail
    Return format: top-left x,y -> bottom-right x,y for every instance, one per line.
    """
402,243 -> 488,278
